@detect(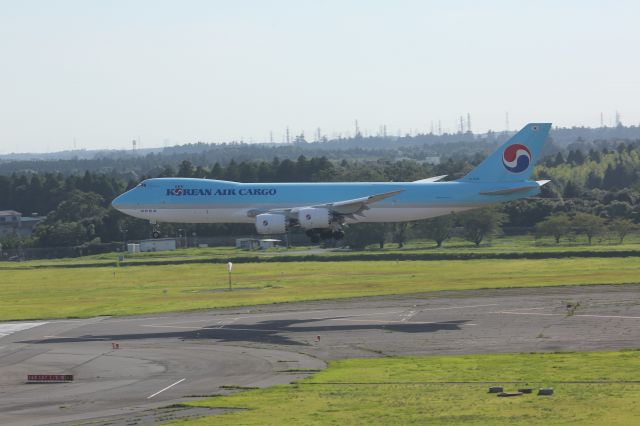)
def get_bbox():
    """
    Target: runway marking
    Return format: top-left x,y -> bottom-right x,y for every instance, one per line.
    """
575,314 -> 640,320
147,378 -> 186,399
498,307 -> 547,312
401,310 -> 417,322
312,304 -> 499,320
141,305 -> 495,329
418,303 -> 499,311
310,310 -> 407,320
491,311 -> 640,320
0,322 -> 48,339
